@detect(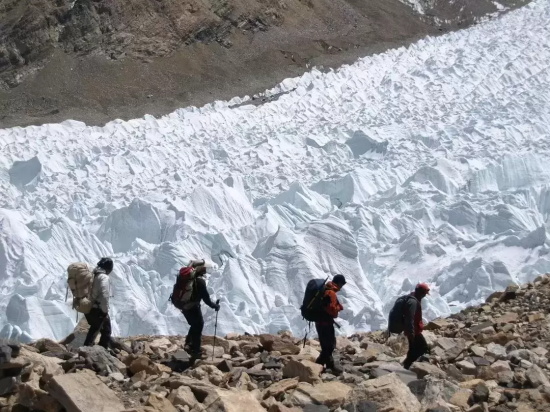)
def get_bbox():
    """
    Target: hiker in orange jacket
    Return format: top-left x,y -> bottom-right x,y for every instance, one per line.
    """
315,274 -> 346,375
